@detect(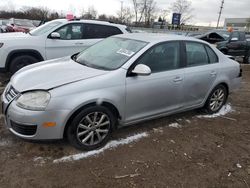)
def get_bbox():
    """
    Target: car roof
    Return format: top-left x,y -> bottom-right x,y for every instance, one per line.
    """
55,19 -> 127,28
115,33 -> 206,44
